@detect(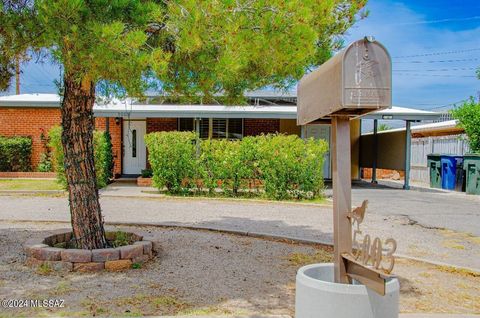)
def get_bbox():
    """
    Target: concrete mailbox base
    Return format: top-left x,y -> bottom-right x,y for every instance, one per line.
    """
296,263 -> 399,318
